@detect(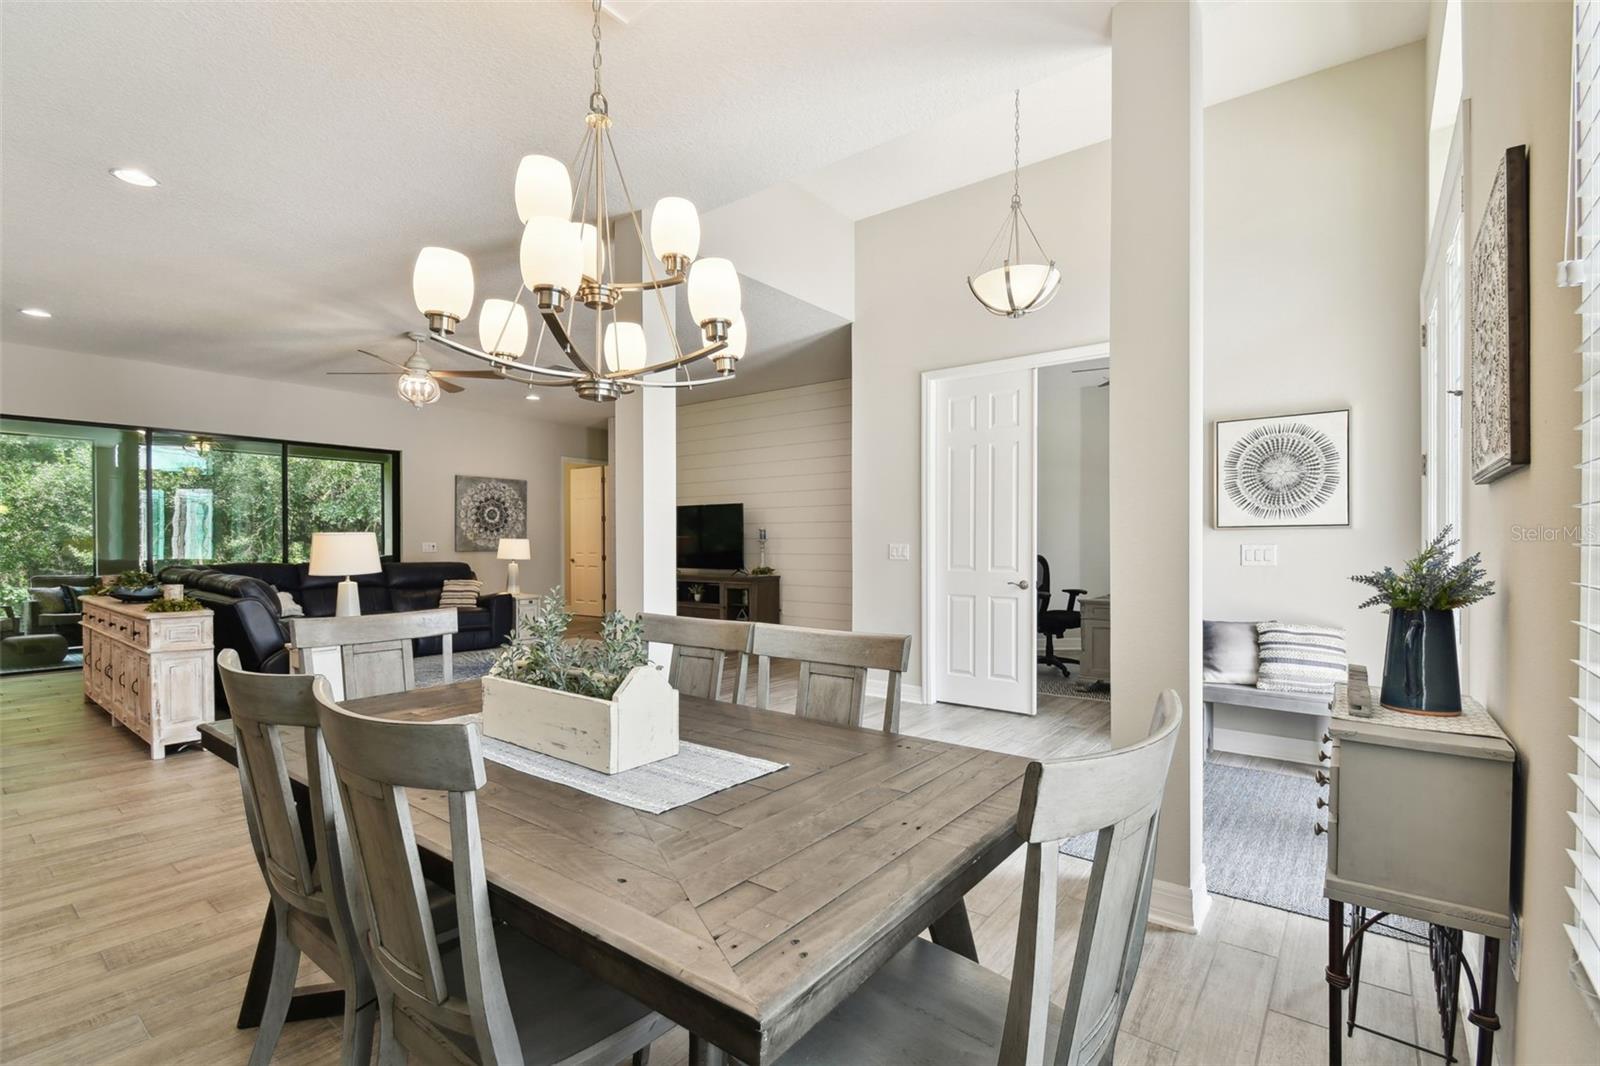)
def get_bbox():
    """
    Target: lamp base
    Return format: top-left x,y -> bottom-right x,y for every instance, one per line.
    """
335,578 -> 361,617
506,560 -> 520,597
